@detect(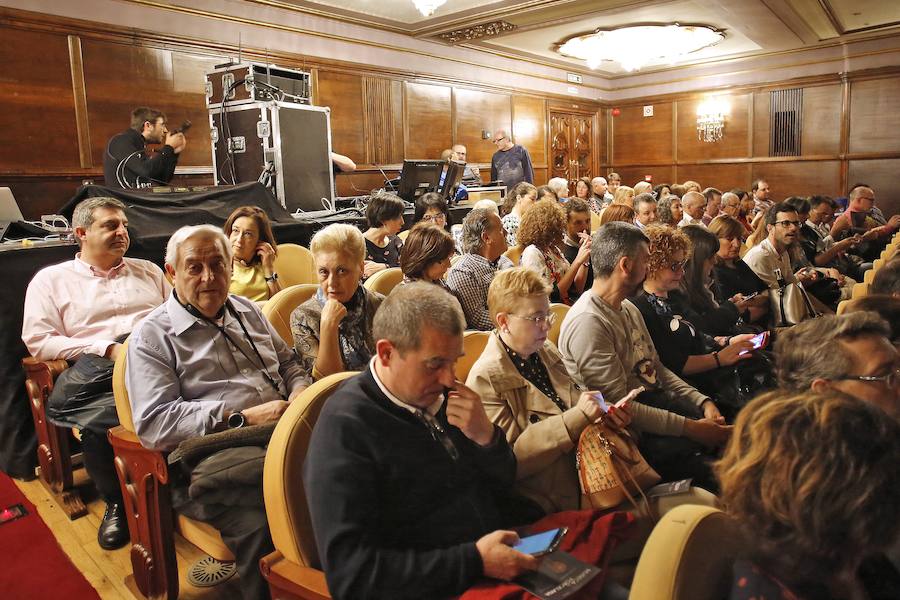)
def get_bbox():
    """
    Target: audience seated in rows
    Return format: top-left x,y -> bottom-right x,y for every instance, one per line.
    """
633,193 -> 658,229
224,205 -> 282,301
871,254 -> 900,296
126,224 -> 312,600
22,196 -> 170,550
656,194 -> 682,226
413,191 -> 452,232
290,224 -> 383,380
798,195 -> 866,278
561,199 -> 594,303
499,181 -> 537,247
717,389 -> 899,599
363,191 -> 405,276
830,184 -> 899,261
446,208 -> 512,330
558,222 -> 731,491
399,222 -> 455,290
613,185 -> 635,208
679,191 -> 707,227
518,200 -> 591,305
303,283 -> 541,600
